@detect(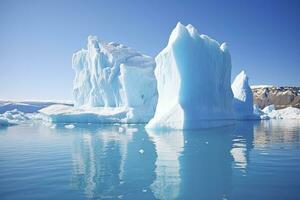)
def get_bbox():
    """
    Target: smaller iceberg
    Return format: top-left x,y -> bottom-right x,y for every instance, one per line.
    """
262,104 -> 275,114
41,36 -> 157,123
232,71 -> 260,120
0,109 -> 29,126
